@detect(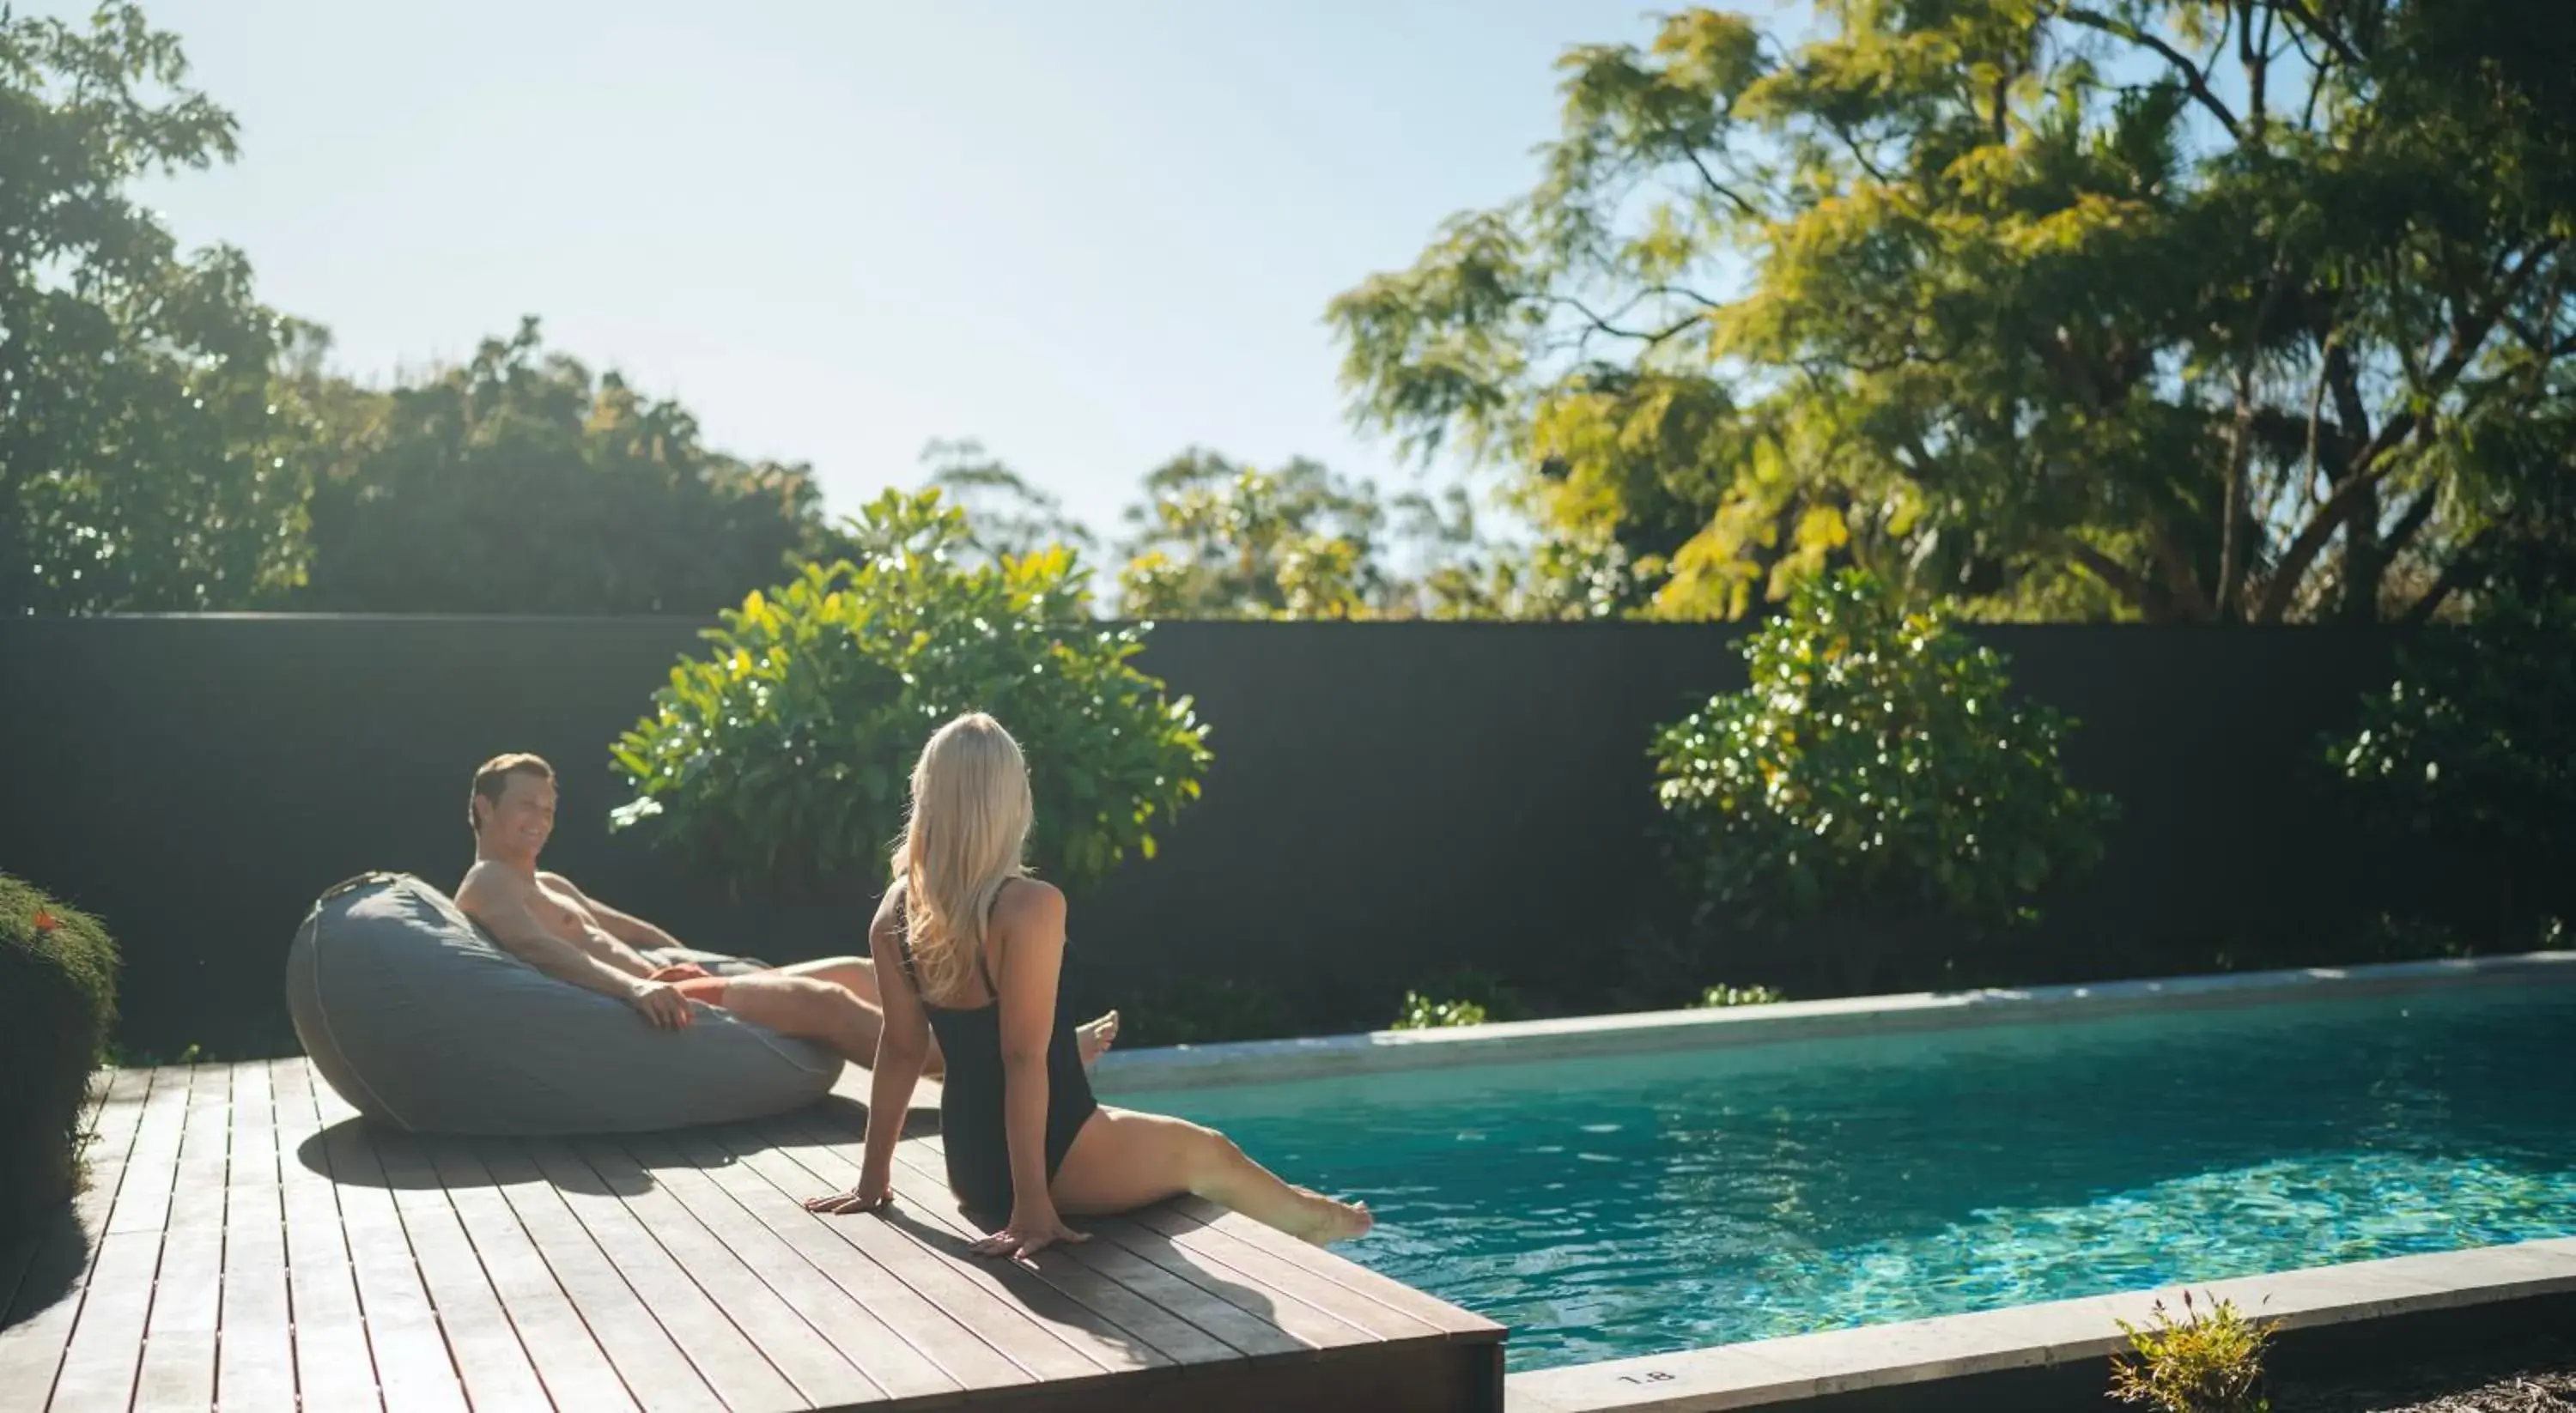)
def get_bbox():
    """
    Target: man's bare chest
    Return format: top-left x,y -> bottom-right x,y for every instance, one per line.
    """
530,884 -> 599,938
